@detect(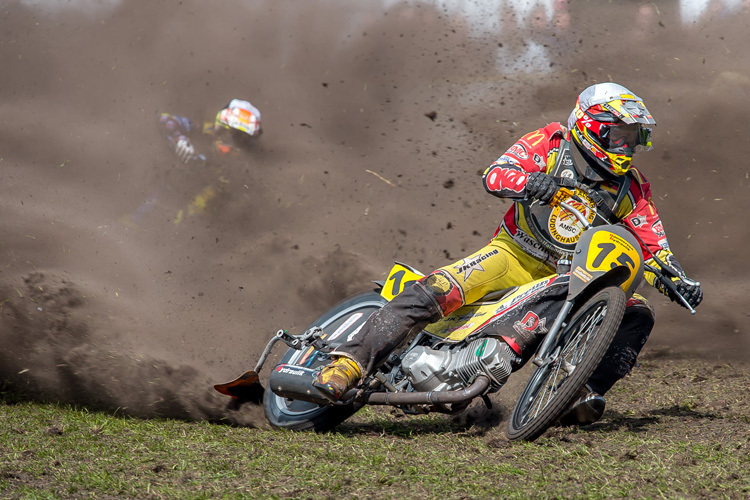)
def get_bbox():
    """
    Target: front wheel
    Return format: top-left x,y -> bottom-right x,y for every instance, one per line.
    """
507,286 -> 626,441
263,290 -> 387,431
